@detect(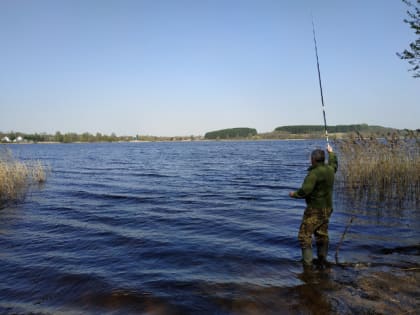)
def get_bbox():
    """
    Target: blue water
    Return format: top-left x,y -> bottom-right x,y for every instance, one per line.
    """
0,141 -> 418,314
